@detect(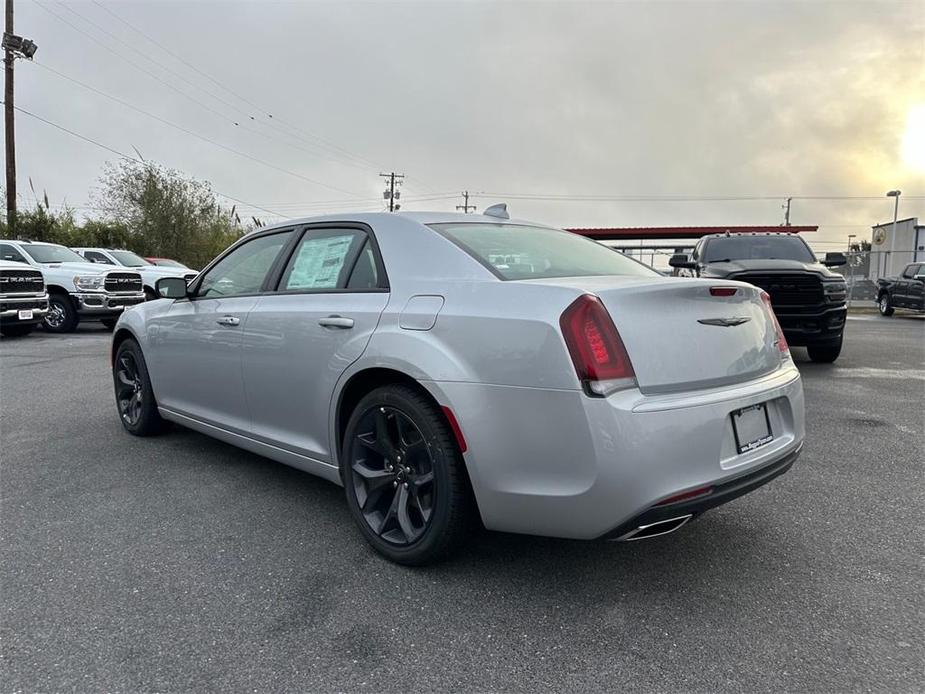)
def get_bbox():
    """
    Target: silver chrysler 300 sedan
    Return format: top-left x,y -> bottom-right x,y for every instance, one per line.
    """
111,208 -> 804,564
